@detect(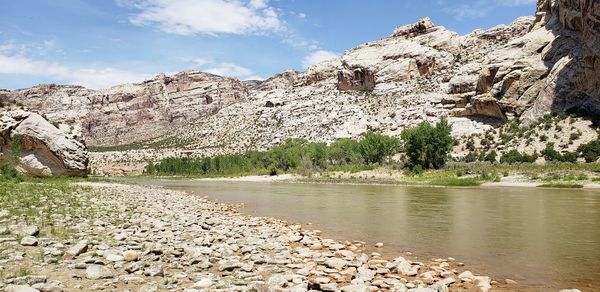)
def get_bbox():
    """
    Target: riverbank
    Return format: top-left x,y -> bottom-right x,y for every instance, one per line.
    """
0,179 -> 513,291
186,165 -> 600,191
